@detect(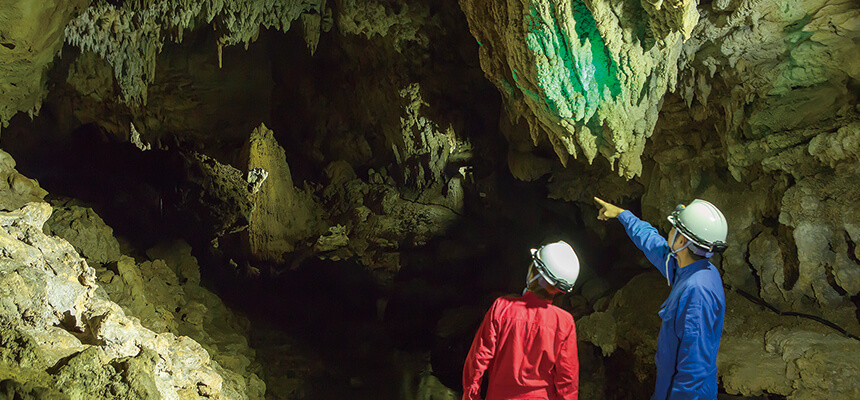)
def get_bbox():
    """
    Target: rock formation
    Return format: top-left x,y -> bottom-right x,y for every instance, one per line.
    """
0,192 -> 243,398
0,150 -> 48,211
459,0 -> 699,178
634,0 -> 860,338
0,0 -> 858,398
459,0 -> 860,397
63,0 -> 328,106
0,0 -> 90,131
240,123 -> 322,262
577,270 -> 860,399
0,148 -> 287,399
44,199 -> 122,267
